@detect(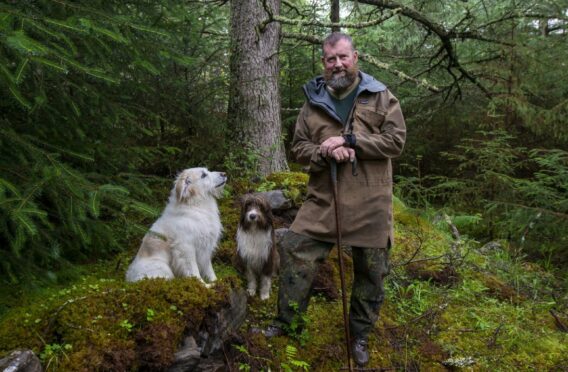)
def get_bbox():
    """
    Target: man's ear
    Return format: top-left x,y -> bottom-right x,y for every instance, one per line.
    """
353,50 -> 359,63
